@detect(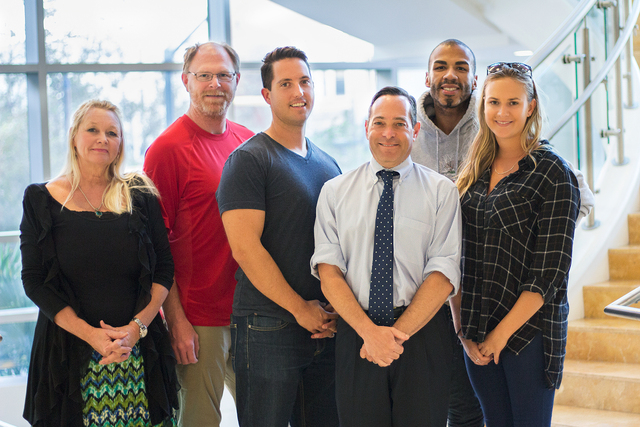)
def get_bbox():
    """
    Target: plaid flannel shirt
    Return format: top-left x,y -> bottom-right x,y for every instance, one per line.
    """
460,144 -> 580,389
